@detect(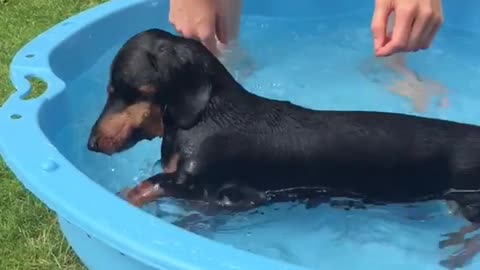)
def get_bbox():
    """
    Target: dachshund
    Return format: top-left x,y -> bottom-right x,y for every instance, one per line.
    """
87,29 -> 480,269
